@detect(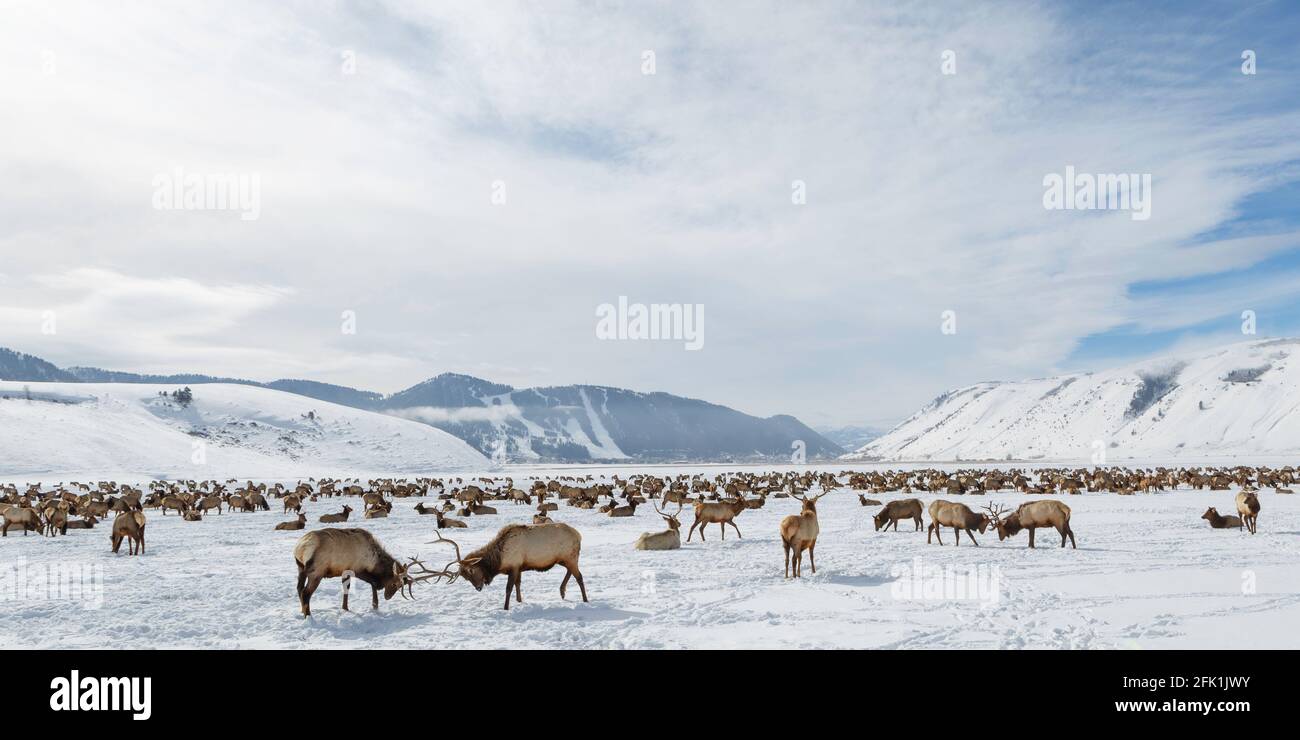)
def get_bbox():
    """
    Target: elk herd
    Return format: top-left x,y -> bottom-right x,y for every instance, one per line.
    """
0,463 -> 1288,613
